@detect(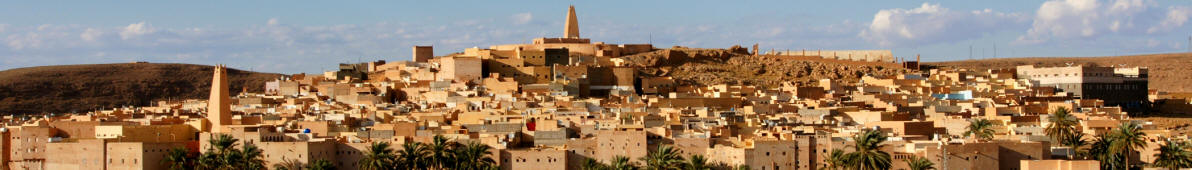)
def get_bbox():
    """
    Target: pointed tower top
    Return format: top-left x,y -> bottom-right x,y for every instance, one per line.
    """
564,5 -> 580,38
